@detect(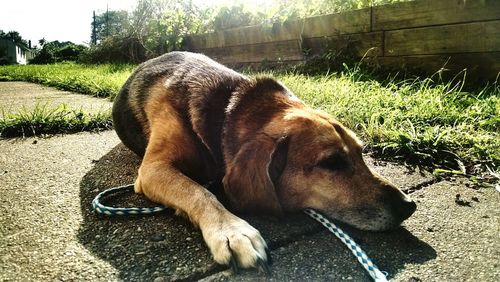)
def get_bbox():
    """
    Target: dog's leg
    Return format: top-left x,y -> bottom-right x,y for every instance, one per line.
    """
135,117 -> 268,269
